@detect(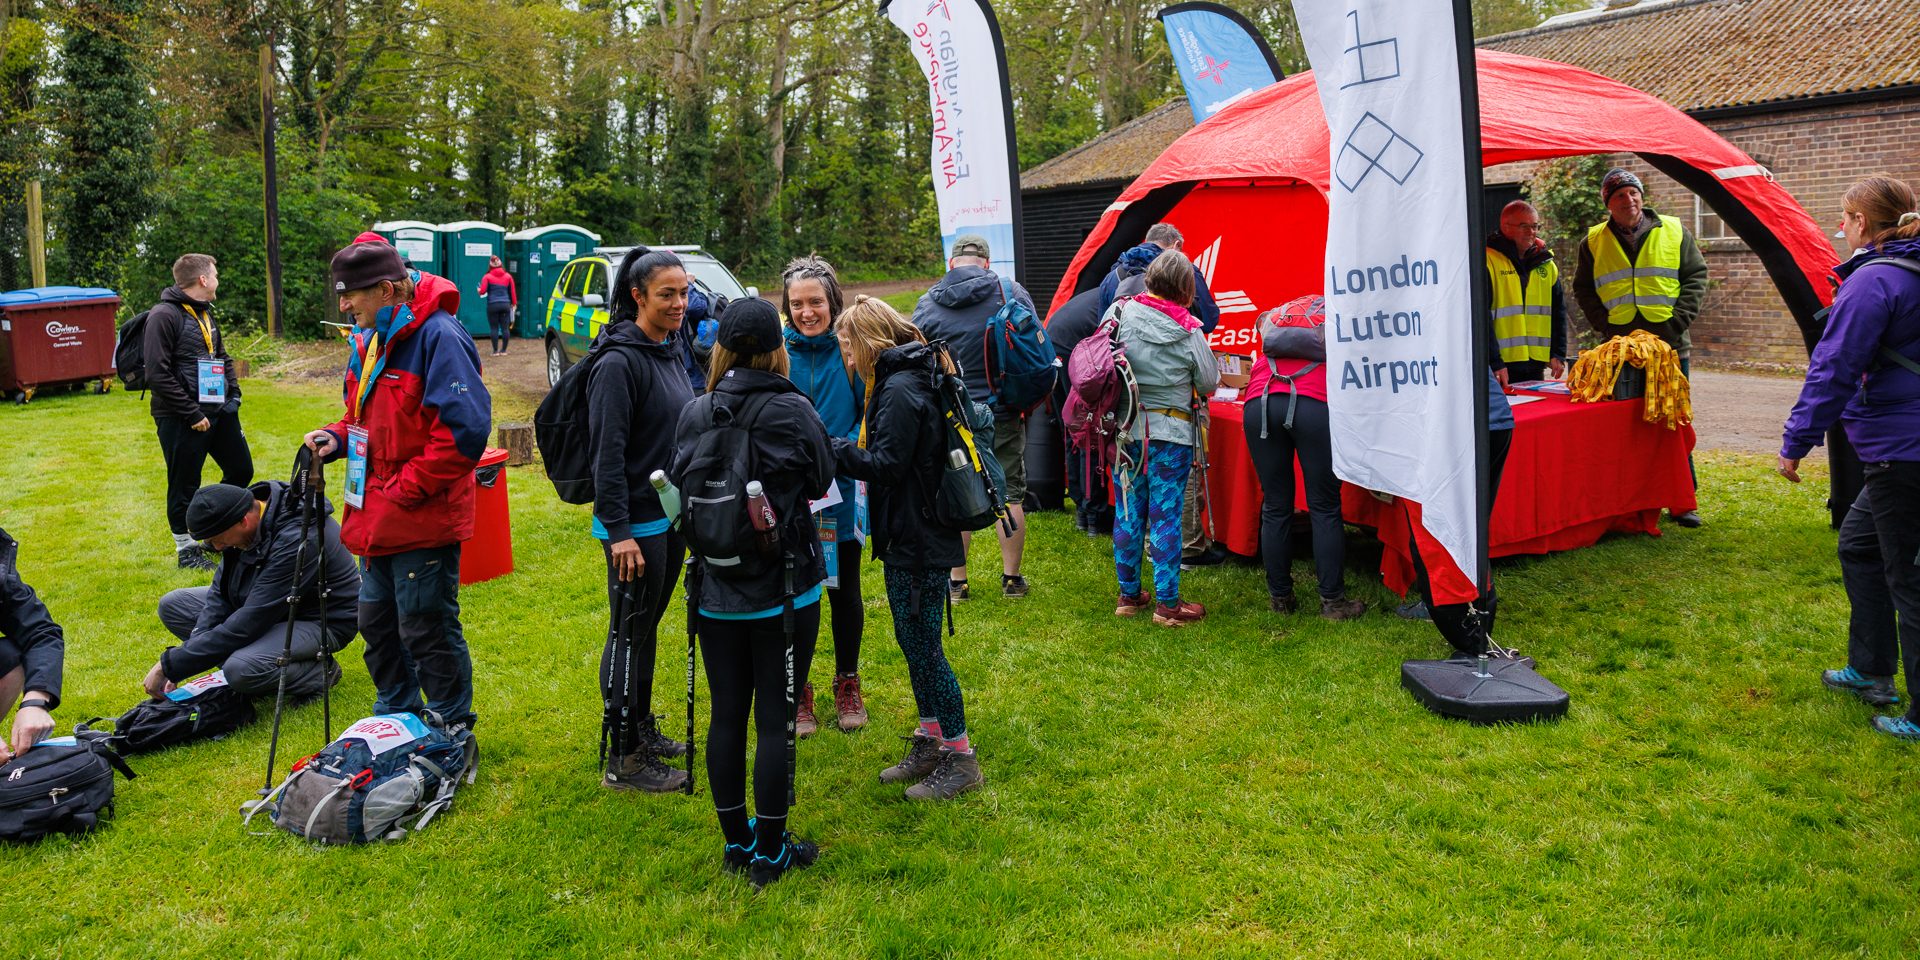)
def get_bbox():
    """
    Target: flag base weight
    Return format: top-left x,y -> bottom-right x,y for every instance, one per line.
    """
1401,654 -> 1569,724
